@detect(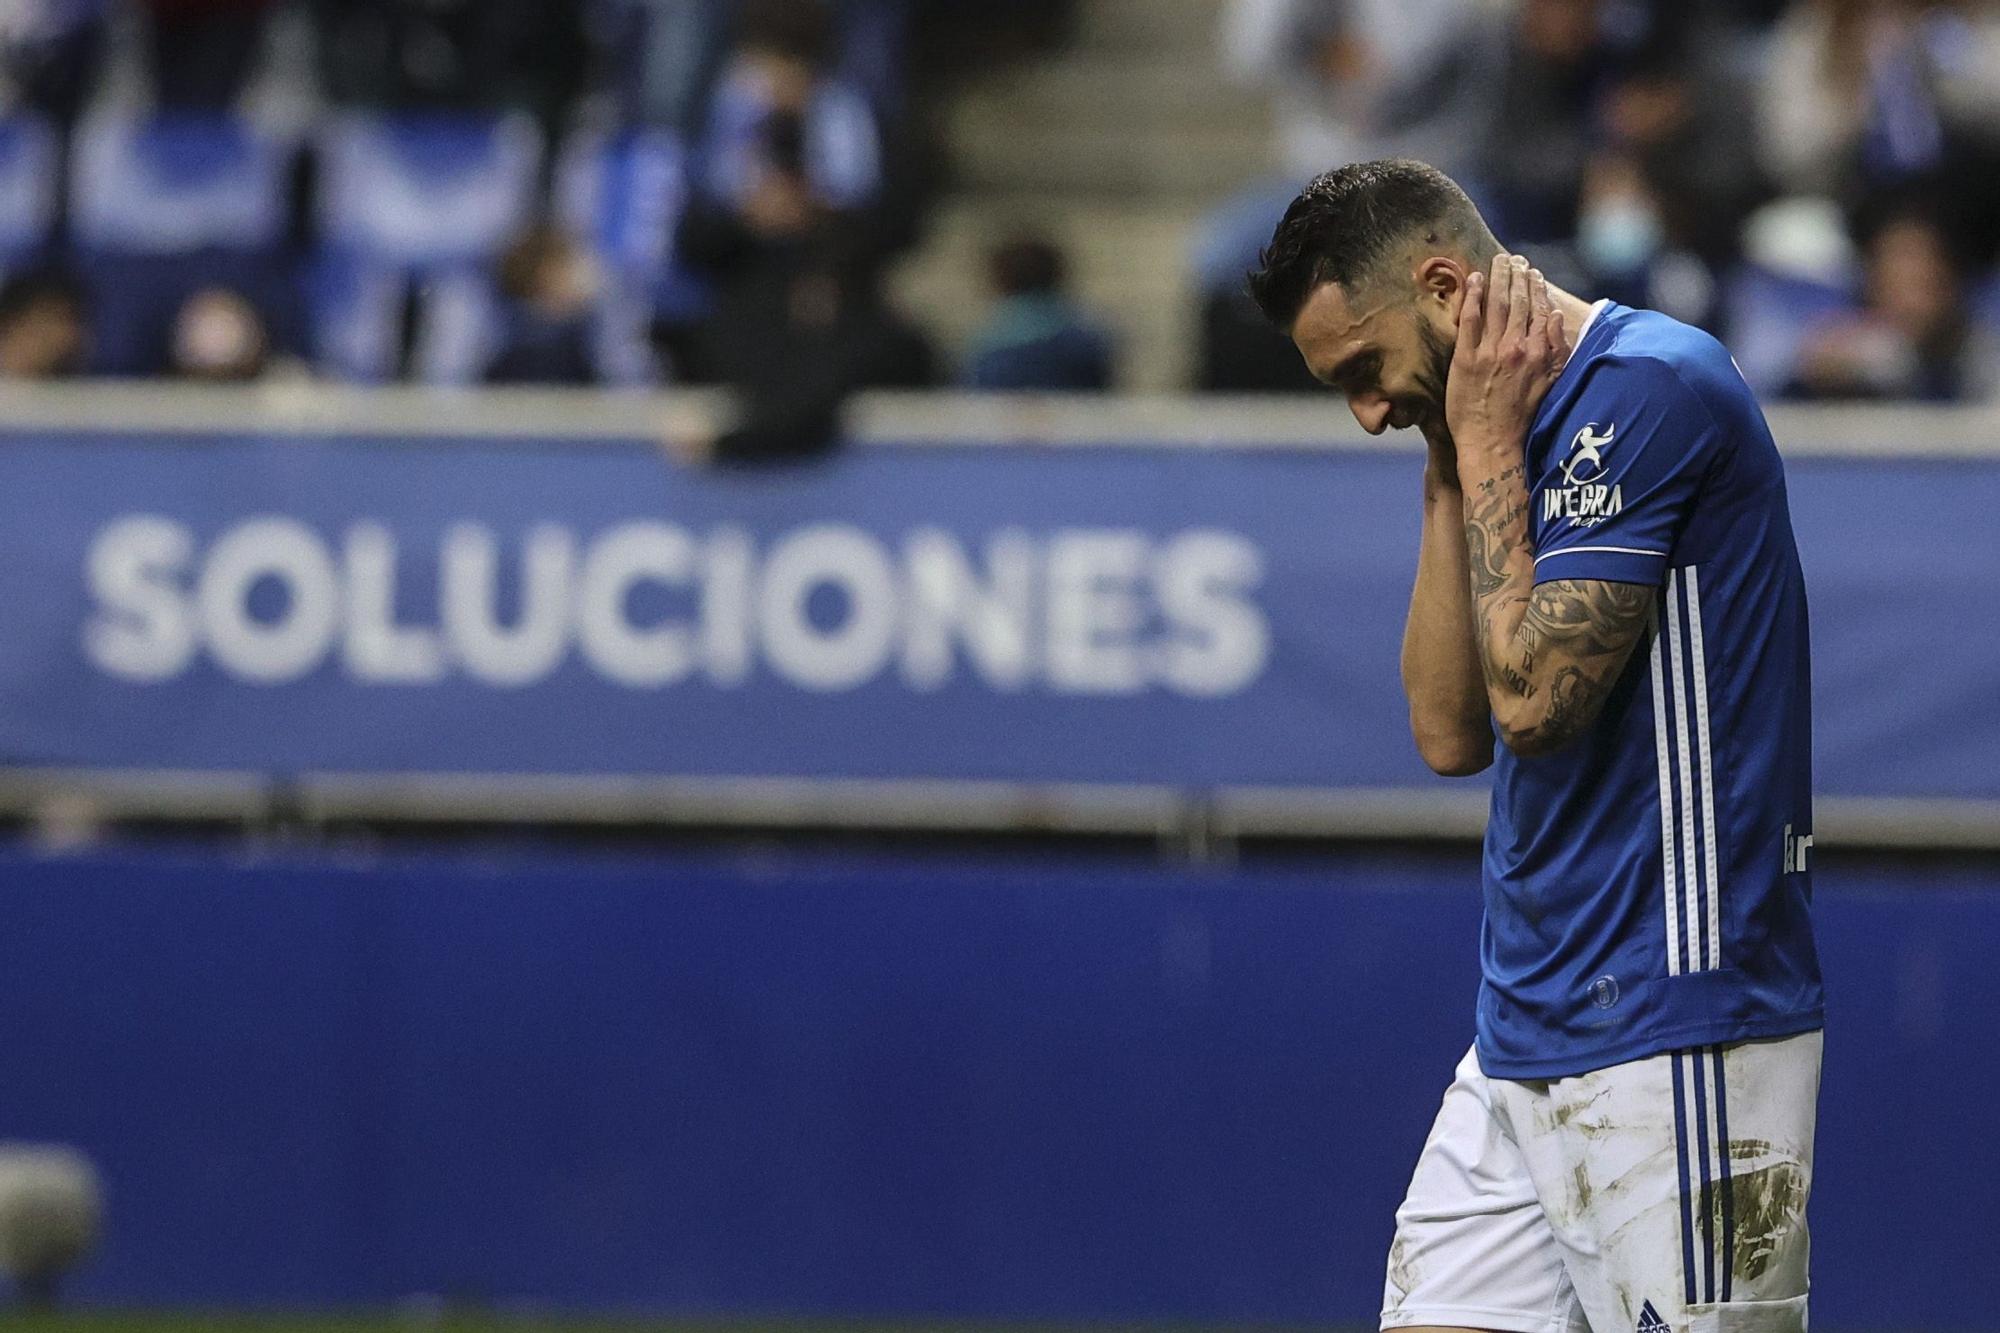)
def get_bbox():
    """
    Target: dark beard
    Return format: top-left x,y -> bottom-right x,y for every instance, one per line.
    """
1405,317 -> 1455,443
